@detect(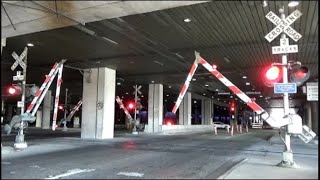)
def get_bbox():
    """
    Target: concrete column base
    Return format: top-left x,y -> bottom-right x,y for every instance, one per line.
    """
277,151 -> 297,168
14,134 -> 27,149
